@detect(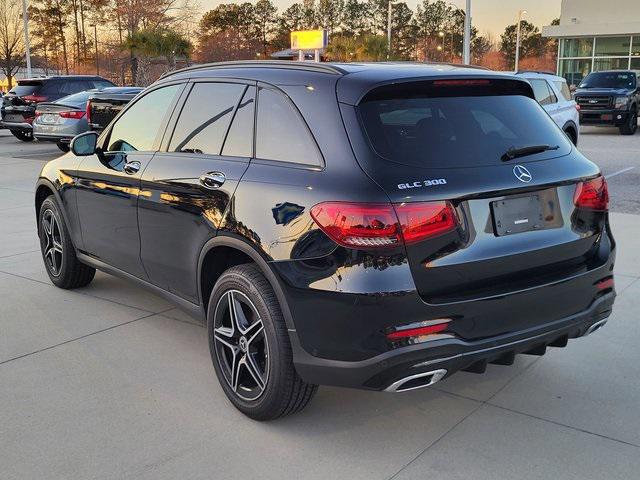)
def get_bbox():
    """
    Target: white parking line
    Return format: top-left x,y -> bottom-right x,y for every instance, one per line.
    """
606,167 -> 636,178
